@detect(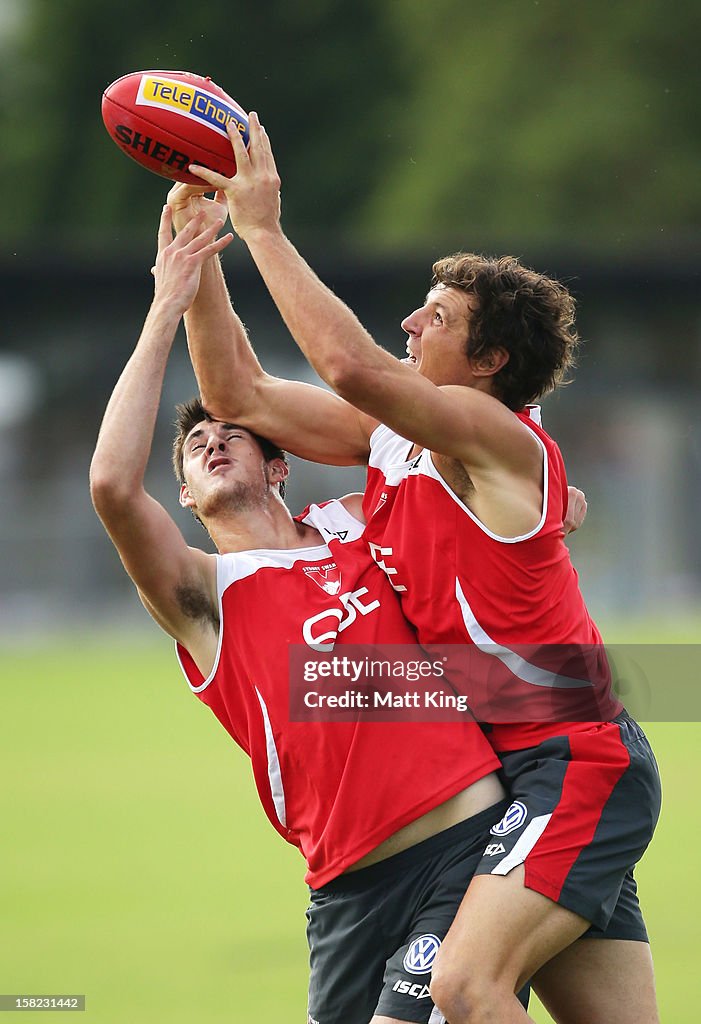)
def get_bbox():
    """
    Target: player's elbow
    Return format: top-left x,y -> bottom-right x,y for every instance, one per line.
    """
321,328 -> 390,402
322,349 -> 368,401
198,367 -> 267,423
89,461 -> 132,520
